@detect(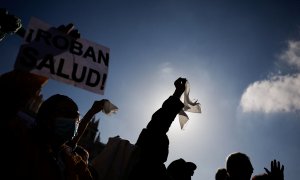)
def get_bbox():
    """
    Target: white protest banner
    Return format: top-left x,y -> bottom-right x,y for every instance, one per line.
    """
14,17 -> 110,95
